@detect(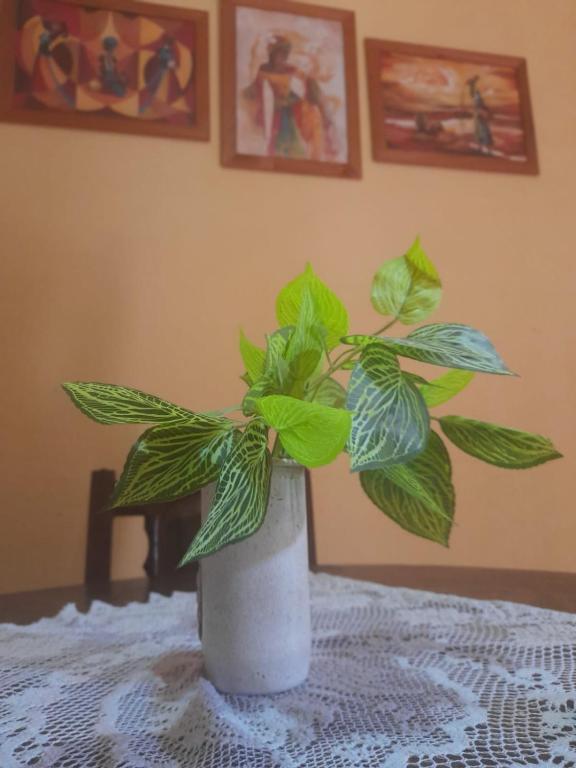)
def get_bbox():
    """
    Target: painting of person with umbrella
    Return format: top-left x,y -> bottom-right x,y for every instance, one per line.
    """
466,75 -> 494,153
